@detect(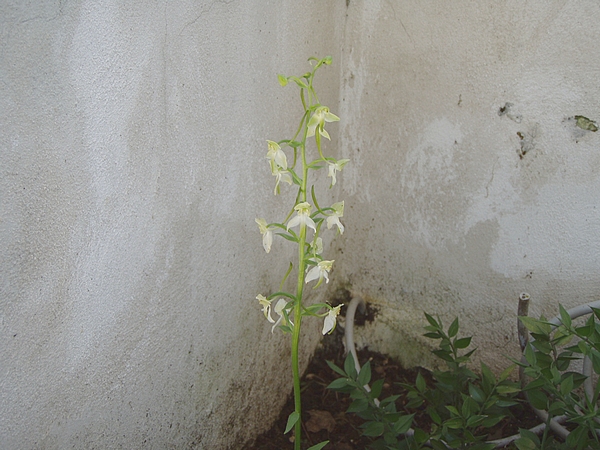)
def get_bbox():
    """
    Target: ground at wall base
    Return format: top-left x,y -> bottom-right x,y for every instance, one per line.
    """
243,335 -> 540,450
